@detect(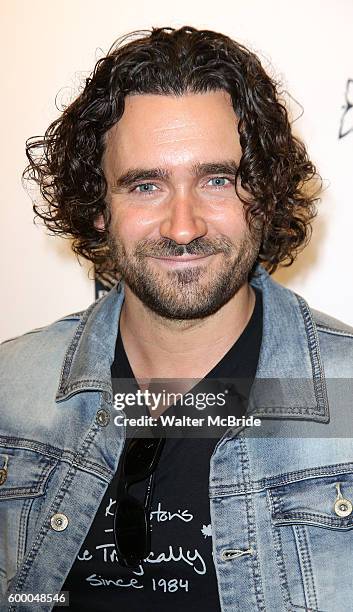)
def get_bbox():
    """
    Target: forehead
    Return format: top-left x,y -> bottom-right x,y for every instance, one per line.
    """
103,91 -> 241,173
